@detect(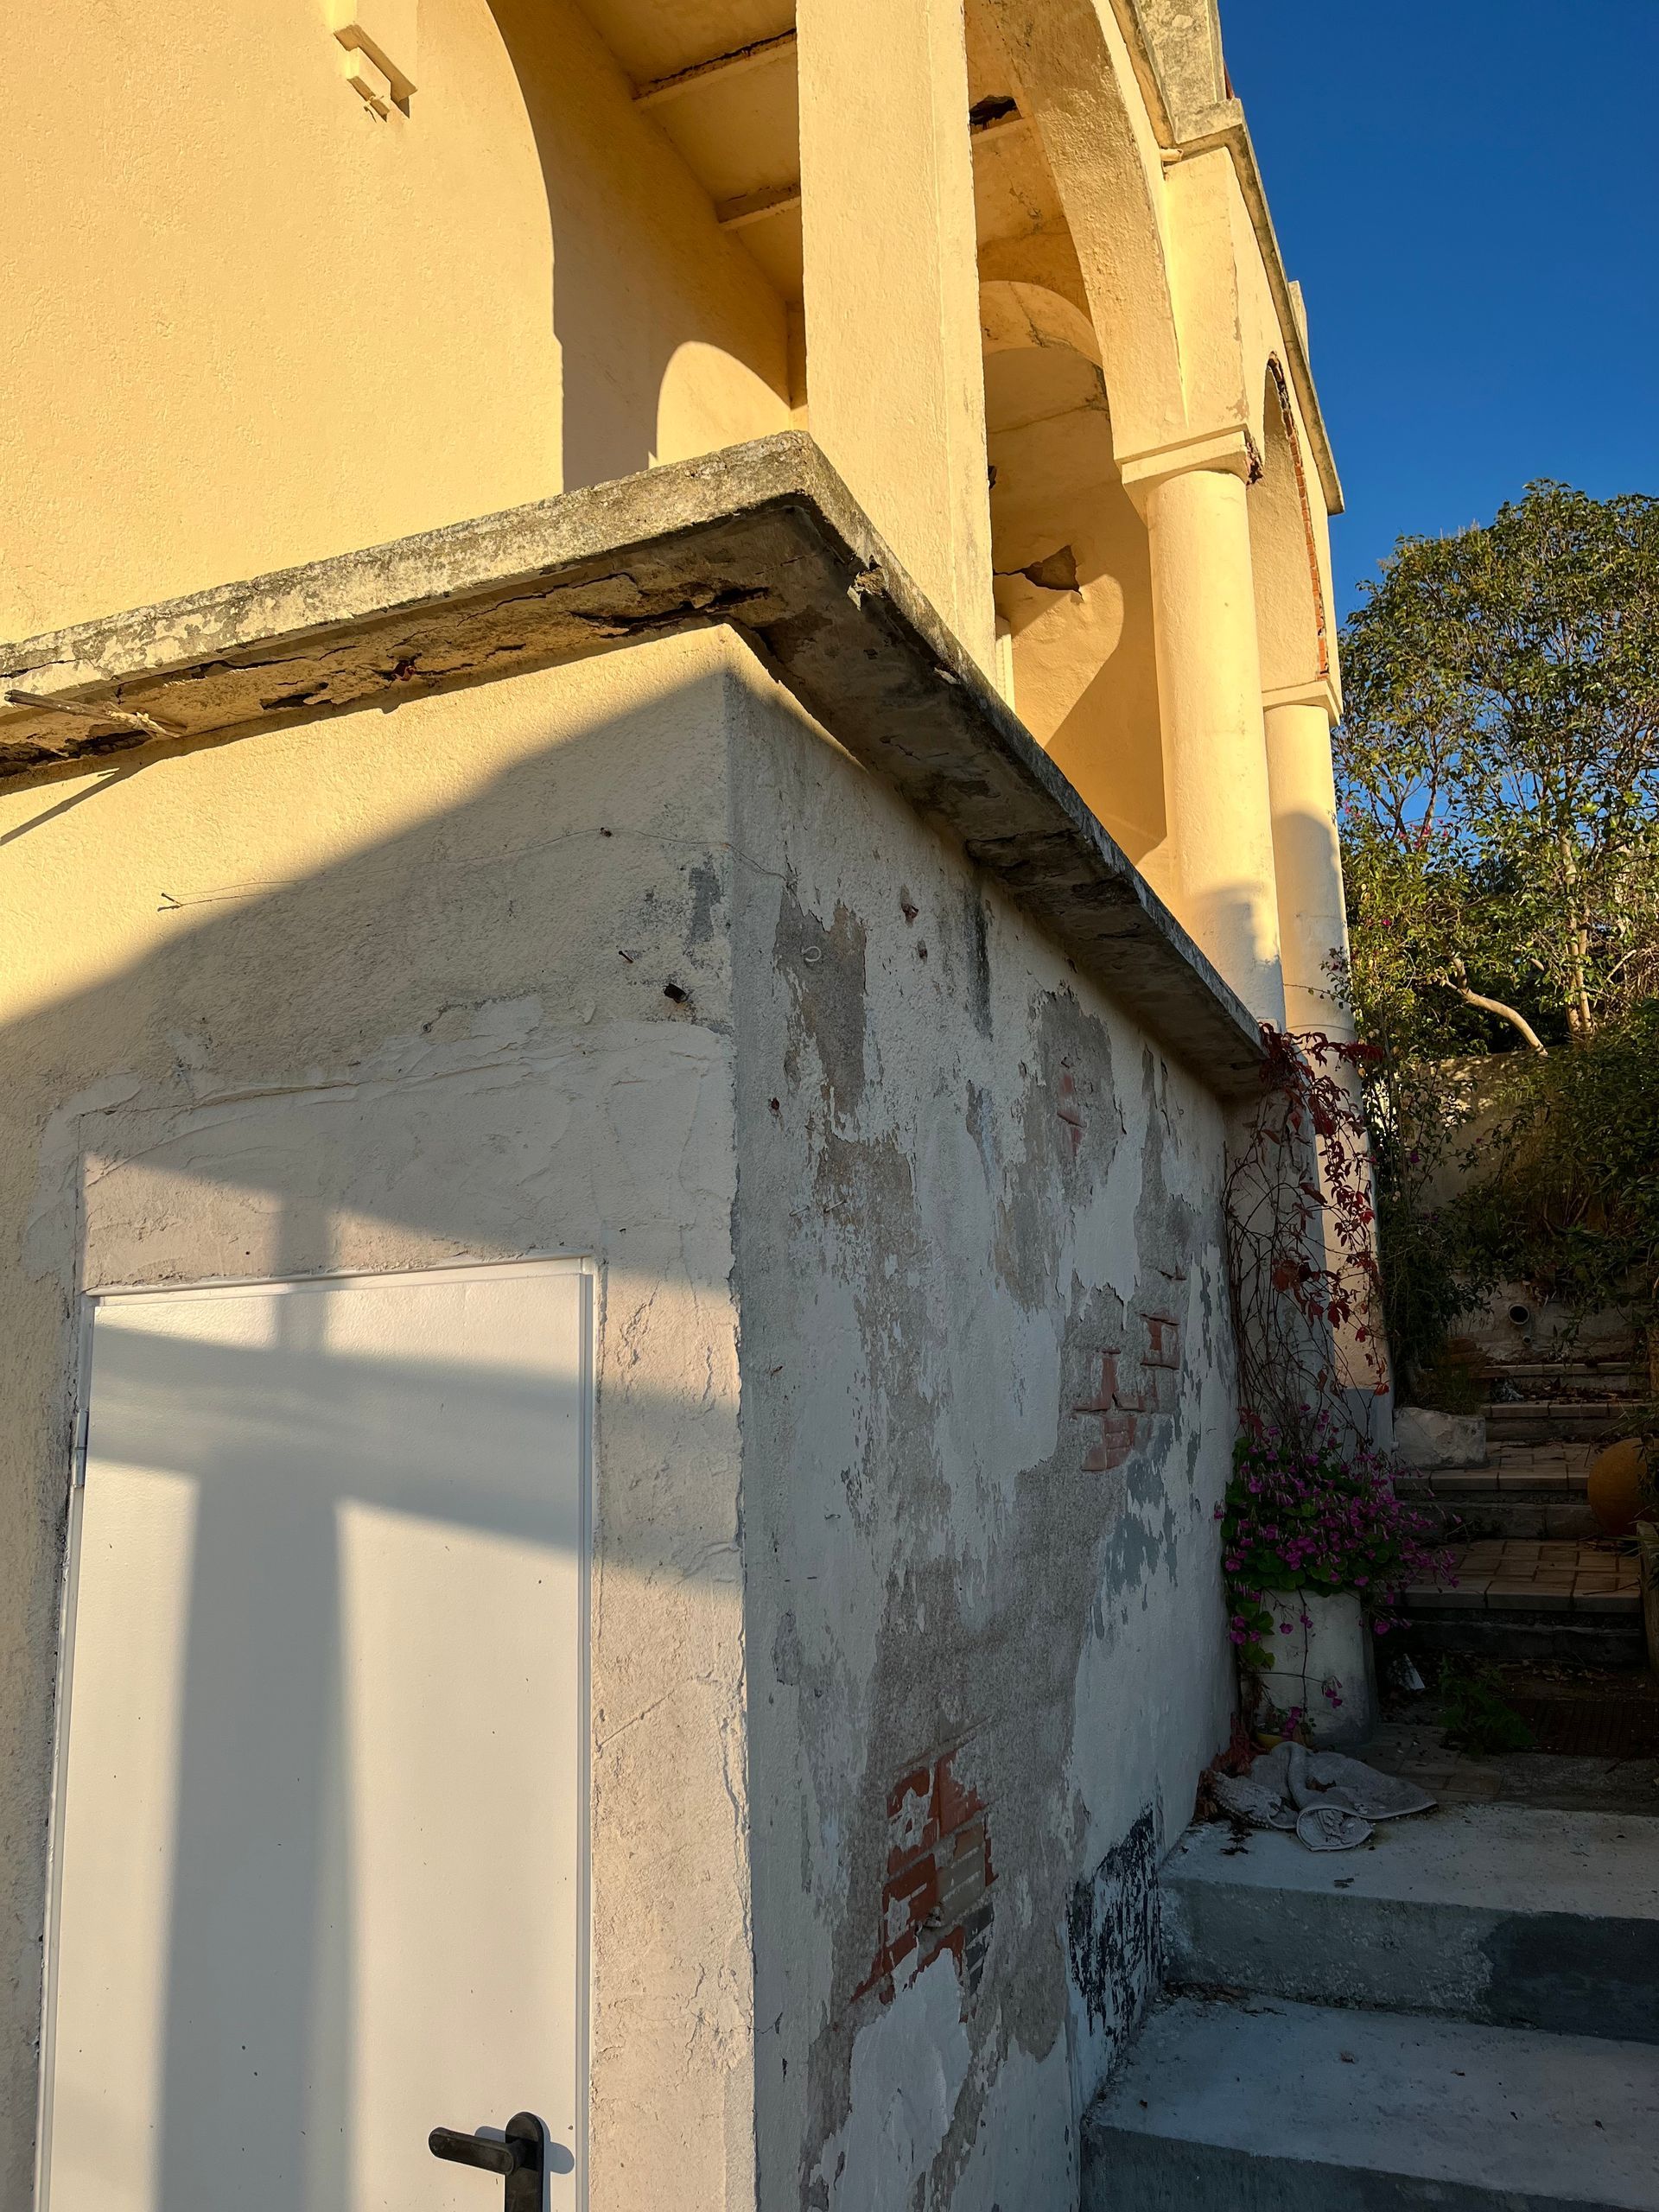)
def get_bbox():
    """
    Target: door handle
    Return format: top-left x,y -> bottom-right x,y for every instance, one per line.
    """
429,2112 -> 556,2211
